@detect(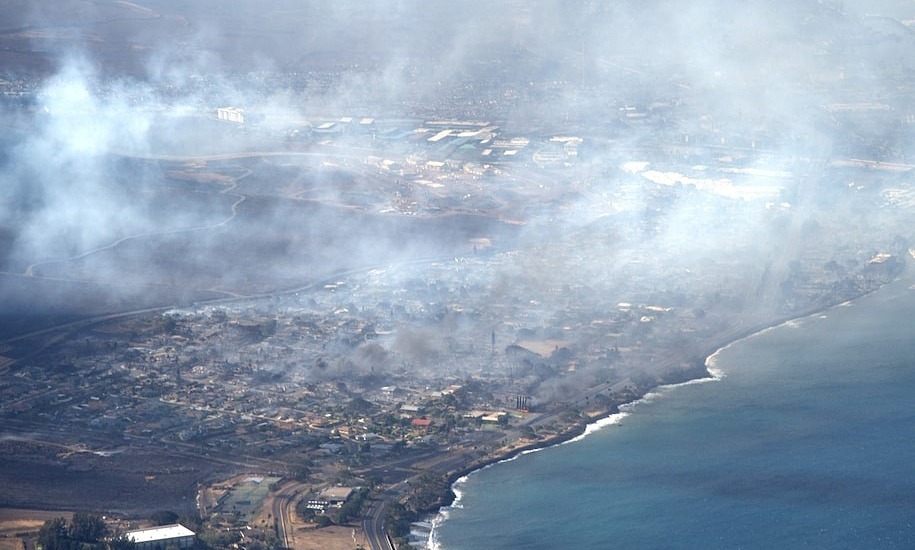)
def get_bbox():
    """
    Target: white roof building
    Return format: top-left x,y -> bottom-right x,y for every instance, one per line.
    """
126,524 -> 196,550
216,107 -> 245,124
